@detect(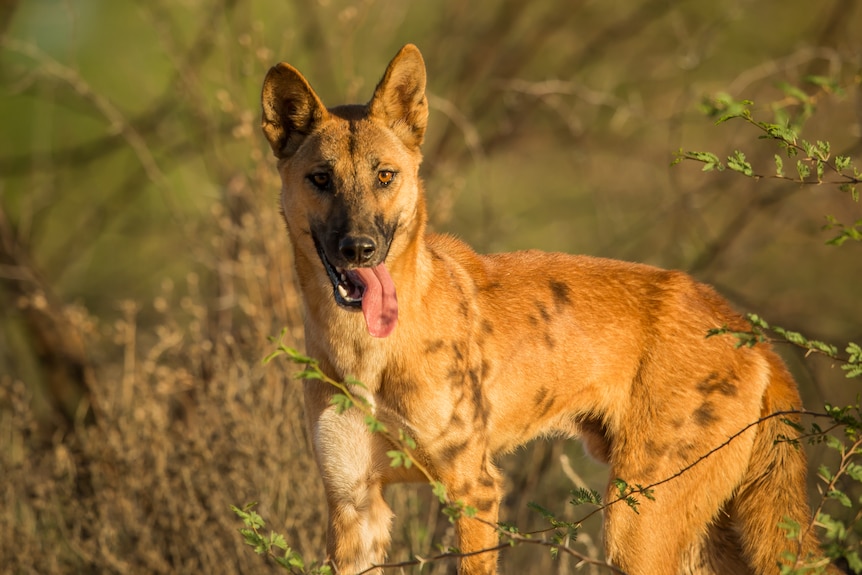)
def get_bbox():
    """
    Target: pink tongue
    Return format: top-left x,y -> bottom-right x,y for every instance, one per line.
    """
353,264 -> 398,338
